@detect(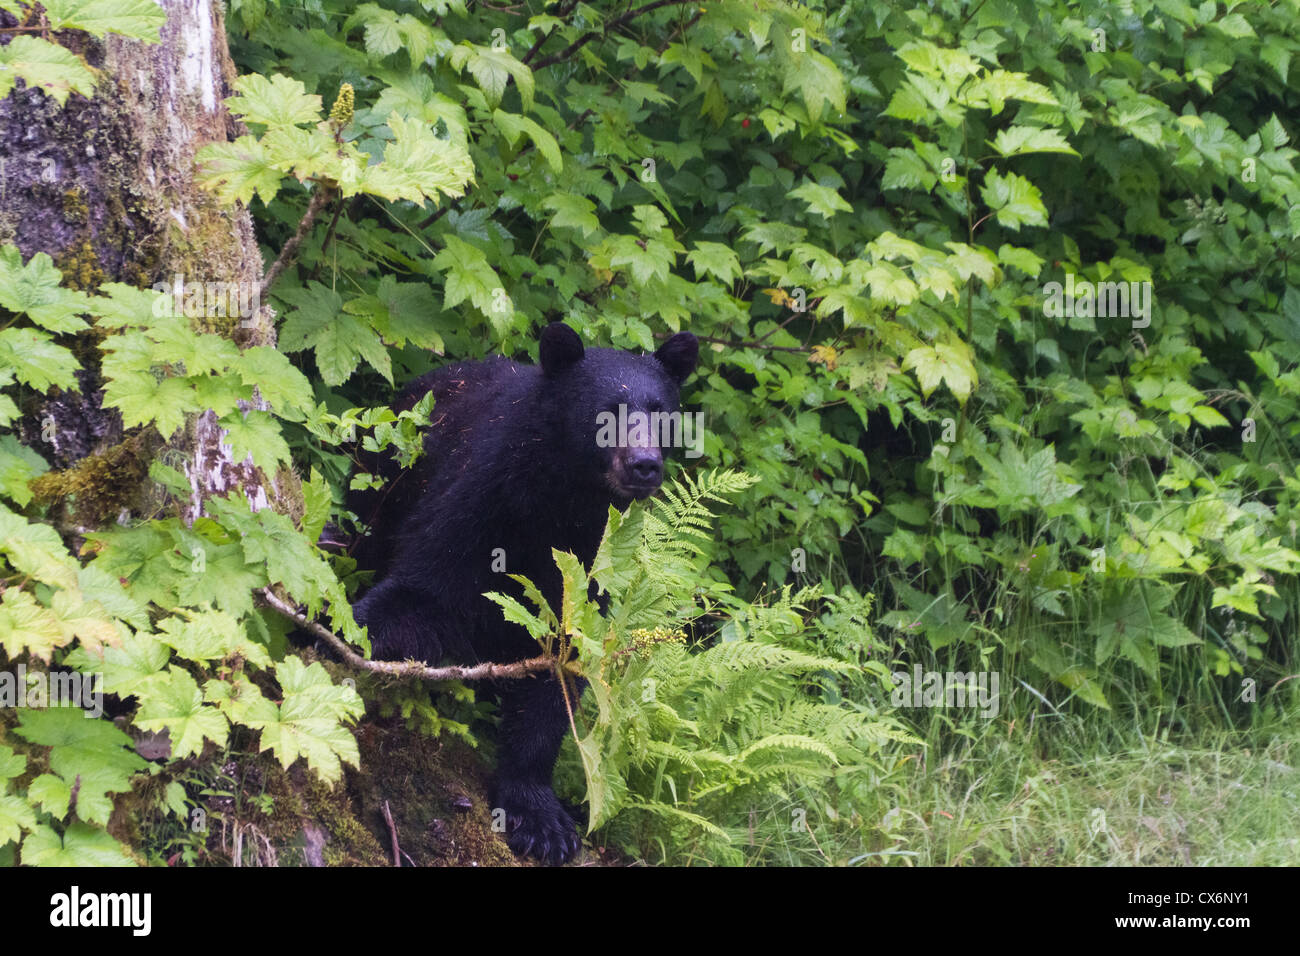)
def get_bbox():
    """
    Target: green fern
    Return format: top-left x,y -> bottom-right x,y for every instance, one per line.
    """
499,469 -> 917,862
